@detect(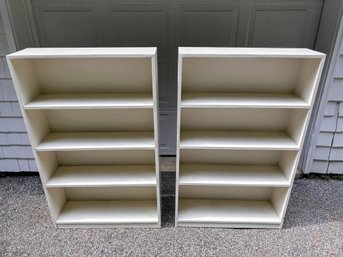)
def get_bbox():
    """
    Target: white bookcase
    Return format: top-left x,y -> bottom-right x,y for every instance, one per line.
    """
7,48 -> 161,228
176,47 -> 325,228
